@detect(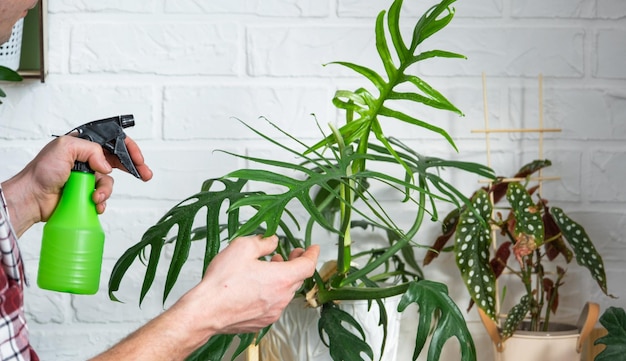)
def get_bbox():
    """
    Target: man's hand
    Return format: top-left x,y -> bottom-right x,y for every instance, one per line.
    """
1,135 -> 152,237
